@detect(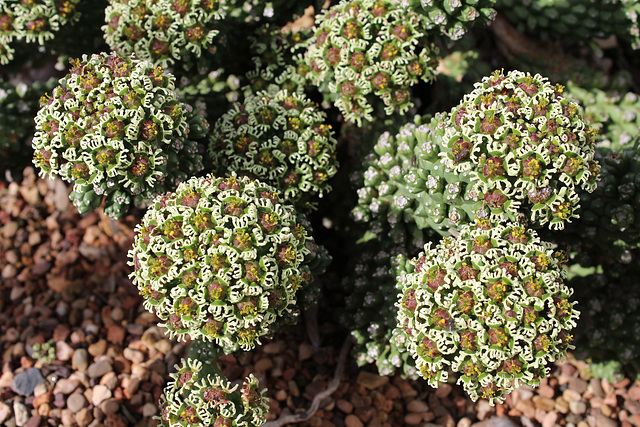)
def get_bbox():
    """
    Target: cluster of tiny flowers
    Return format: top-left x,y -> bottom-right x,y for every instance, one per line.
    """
623,0 -> 640,49
159,356 -> 269,426
128,174 -> 313,352
31,53 -> 206,219
445,69 -> 599,229
244,24 -> 310,97
391,0 -> 496,40
396,220 -> 578,404
353,113 -> 477,237
303,0 -> 439,124
571,269 -> 640,378
209,89 -> 338,210
103,0 -> 222,70
0,0 -> 81,64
